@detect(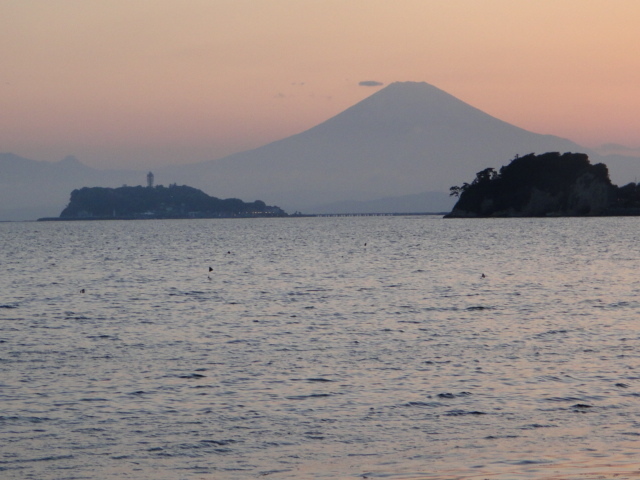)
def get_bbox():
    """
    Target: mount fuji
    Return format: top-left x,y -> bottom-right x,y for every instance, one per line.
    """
159,81 -> 600,213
